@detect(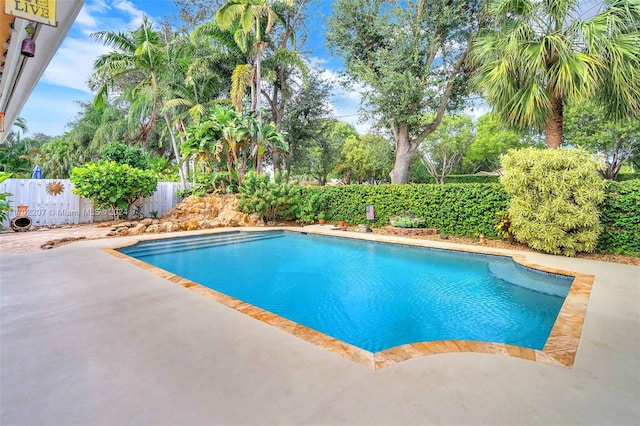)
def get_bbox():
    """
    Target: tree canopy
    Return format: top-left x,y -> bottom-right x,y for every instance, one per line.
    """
327,0 -> 481,183
471,0 -> 640,148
